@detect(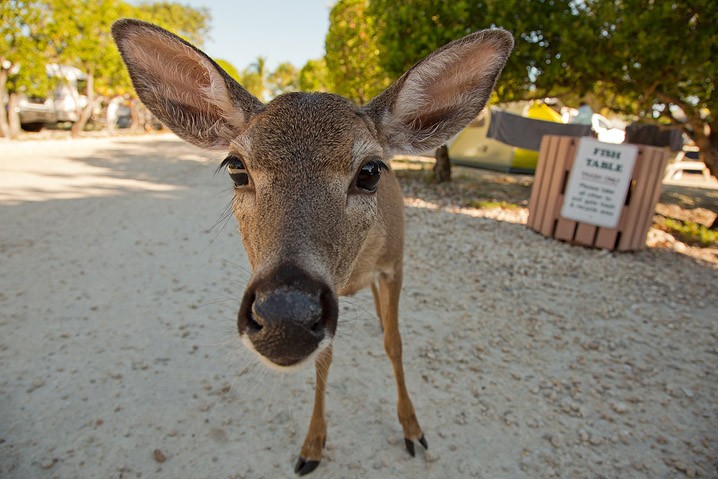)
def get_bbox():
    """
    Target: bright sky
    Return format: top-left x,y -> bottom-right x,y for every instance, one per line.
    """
180,0 -> 333,72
